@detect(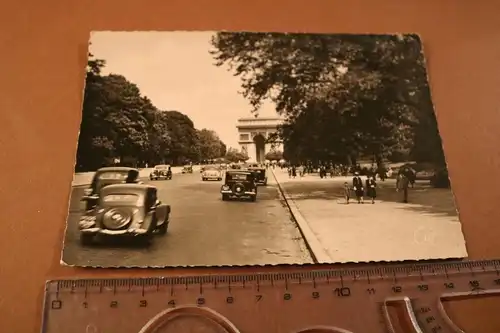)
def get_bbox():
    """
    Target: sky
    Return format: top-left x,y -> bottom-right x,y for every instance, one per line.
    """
89,31 -> 280,149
